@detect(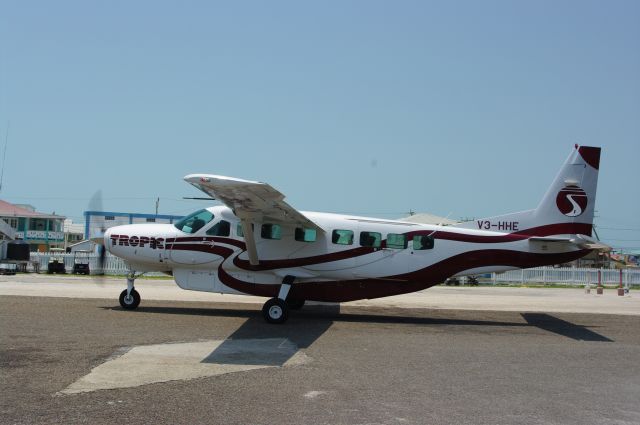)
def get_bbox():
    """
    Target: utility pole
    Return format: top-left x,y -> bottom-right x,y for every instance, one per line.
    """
0,121 -> 9,193
155,197 -> 159,216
